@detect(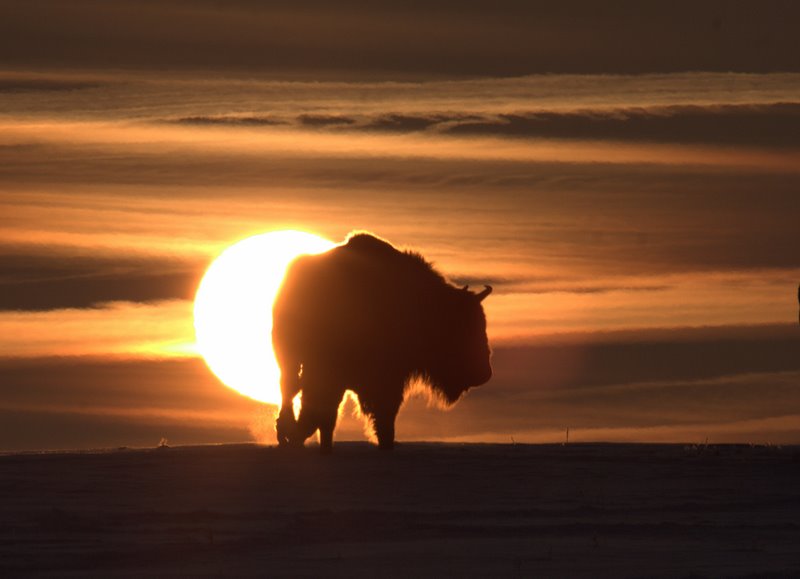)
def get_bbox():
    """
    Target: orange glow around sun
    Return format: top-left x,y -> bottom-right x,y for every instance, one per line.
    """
193,230 -> 335,404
